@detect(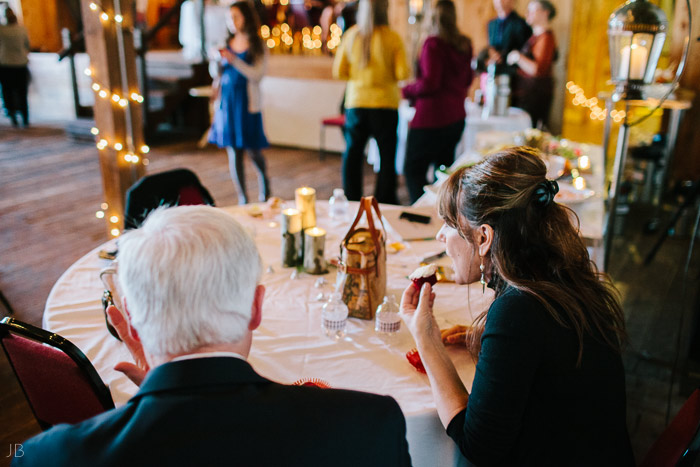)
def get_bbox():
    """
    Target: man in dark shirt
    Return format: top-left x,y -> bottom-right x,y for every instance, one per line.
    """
476,0 -> 532,74
14,206 -> 411,467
